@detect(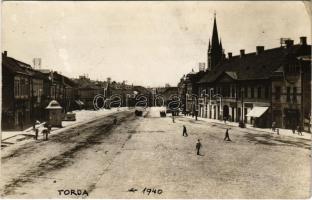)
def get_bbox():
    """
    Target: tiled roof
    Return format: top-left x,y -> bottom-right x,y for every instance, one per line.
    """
2,56 -> 33,76
3,56 -> 77,87
198,44 -> 311,84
